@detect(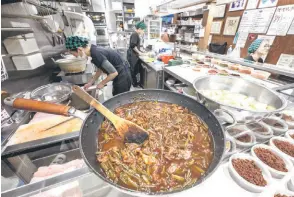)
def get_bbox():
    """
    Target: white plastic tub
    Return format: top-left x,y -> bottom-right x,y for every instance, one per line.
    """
251,144 -> 293,178
12,53 -> 44,70
228,153 -> 272,193
234,131 -> 256,149
263,117 -> 289,135
285,130 -> 294,142
4,33 -> 39,54
246,122 -> 273,141
270,137 -> 294,164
